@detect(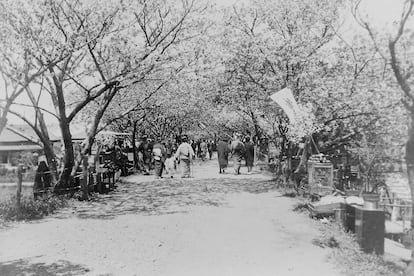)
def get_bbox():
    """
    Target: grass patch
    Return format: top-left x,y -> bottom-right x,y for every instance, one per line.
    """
316,222 -> 404,276
0,195 -> 69,222
288,188 -> 405,275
